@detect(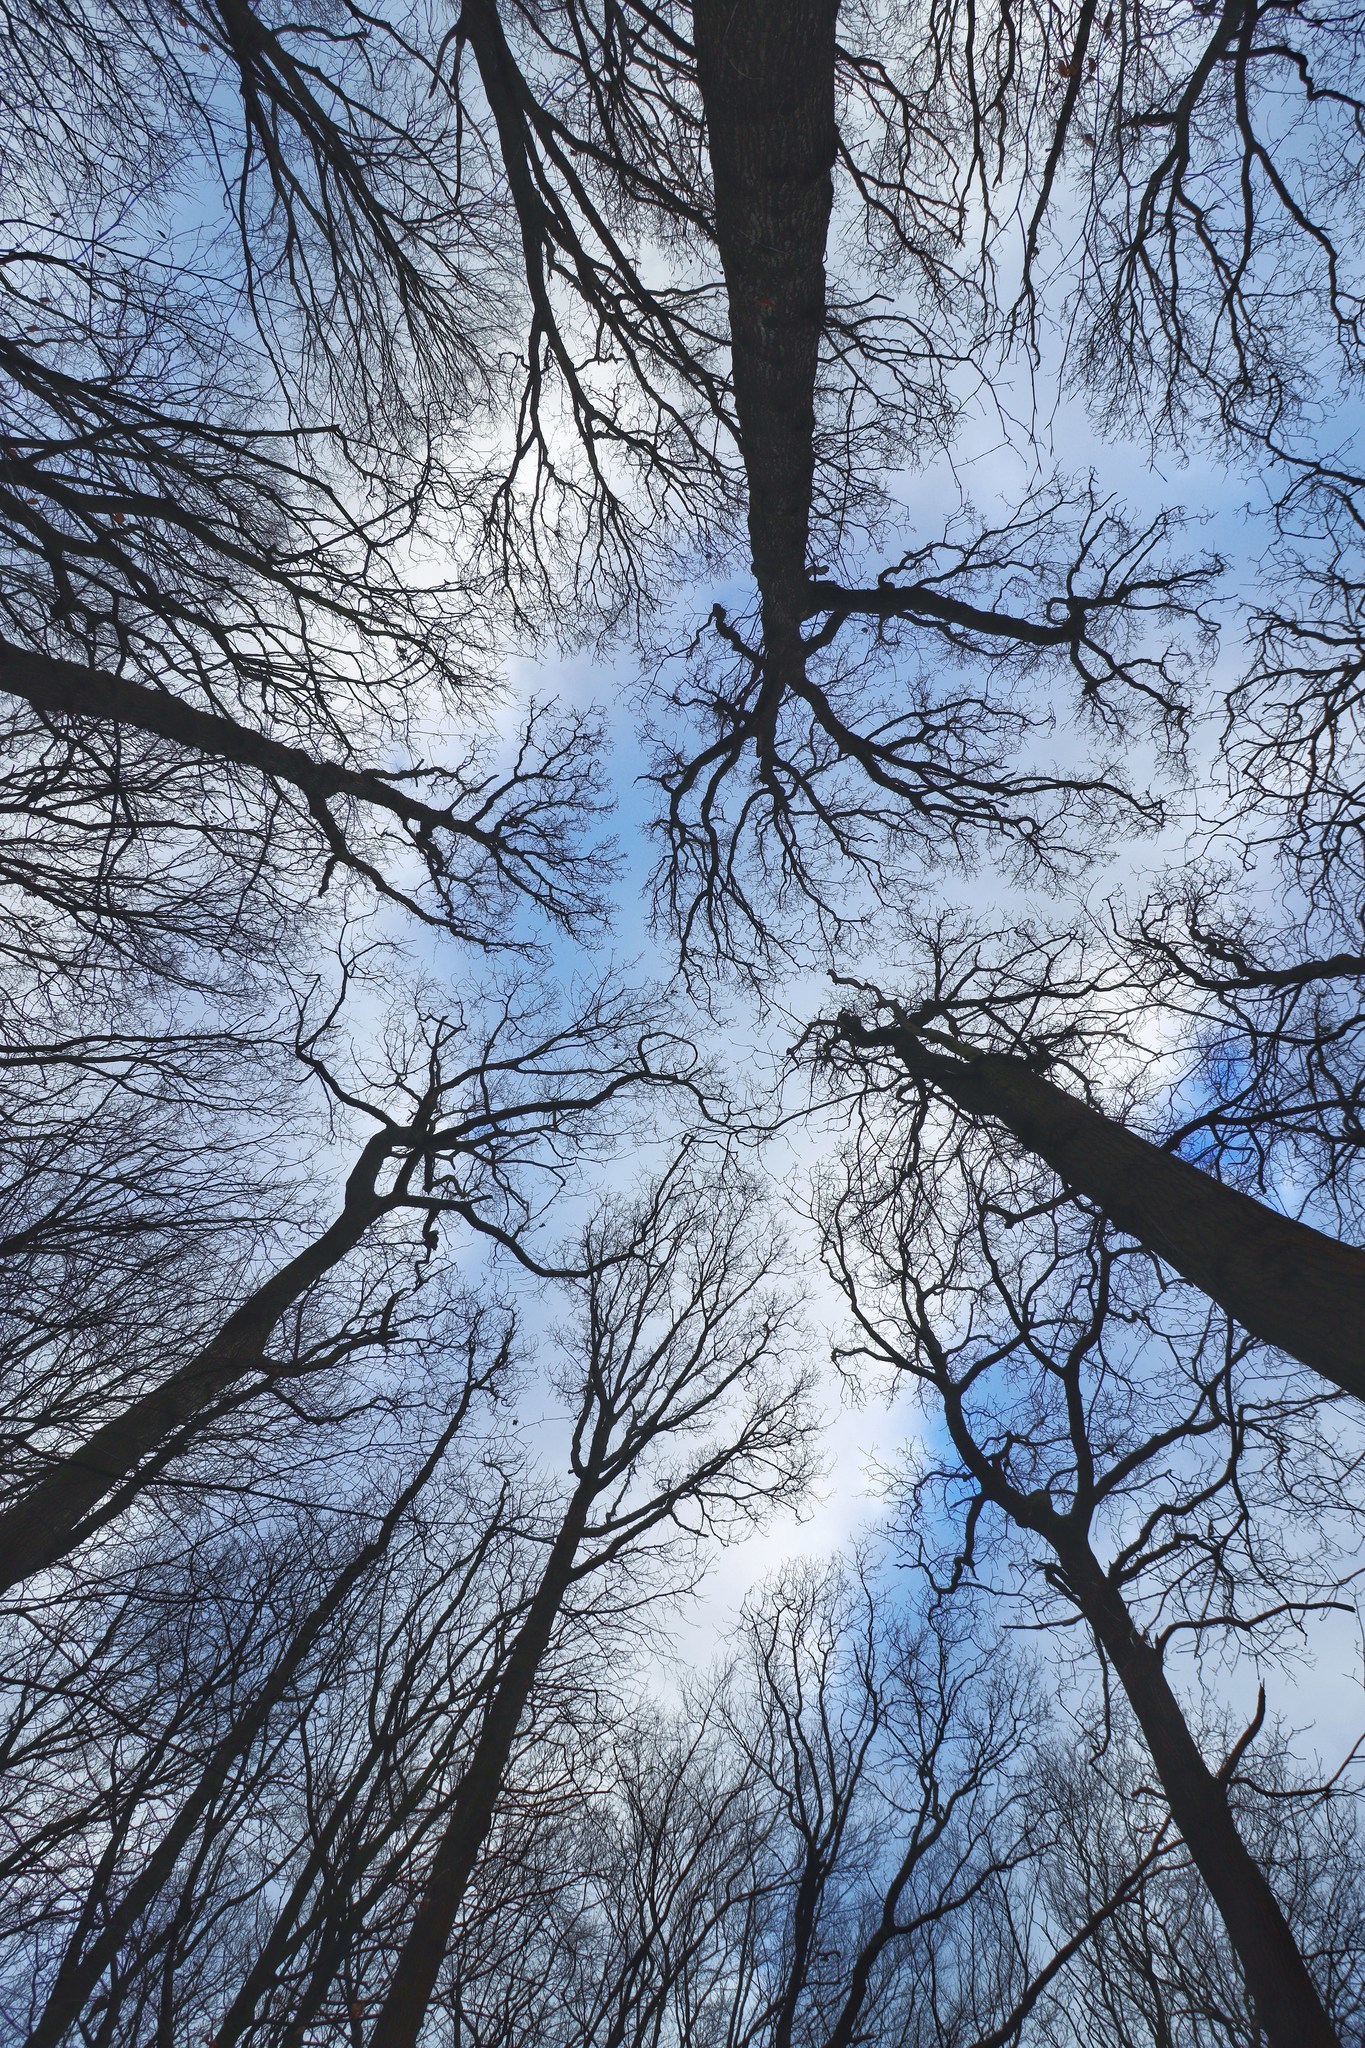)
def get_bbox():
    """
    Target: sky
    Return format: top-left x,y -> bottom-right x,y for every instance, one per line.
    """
465,341 -> 1365,1790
